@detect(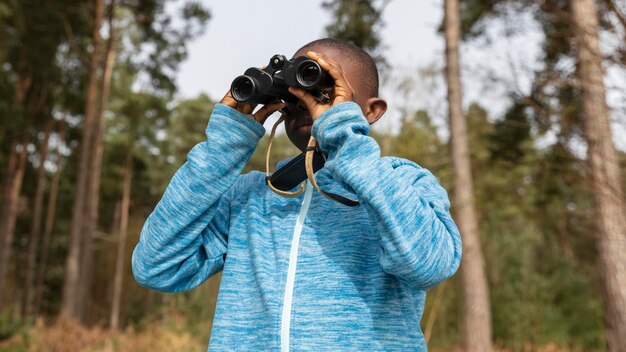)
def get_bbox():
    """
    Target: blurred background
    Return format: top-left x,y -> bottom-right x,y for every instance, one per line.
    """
0,0 -> 625,351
